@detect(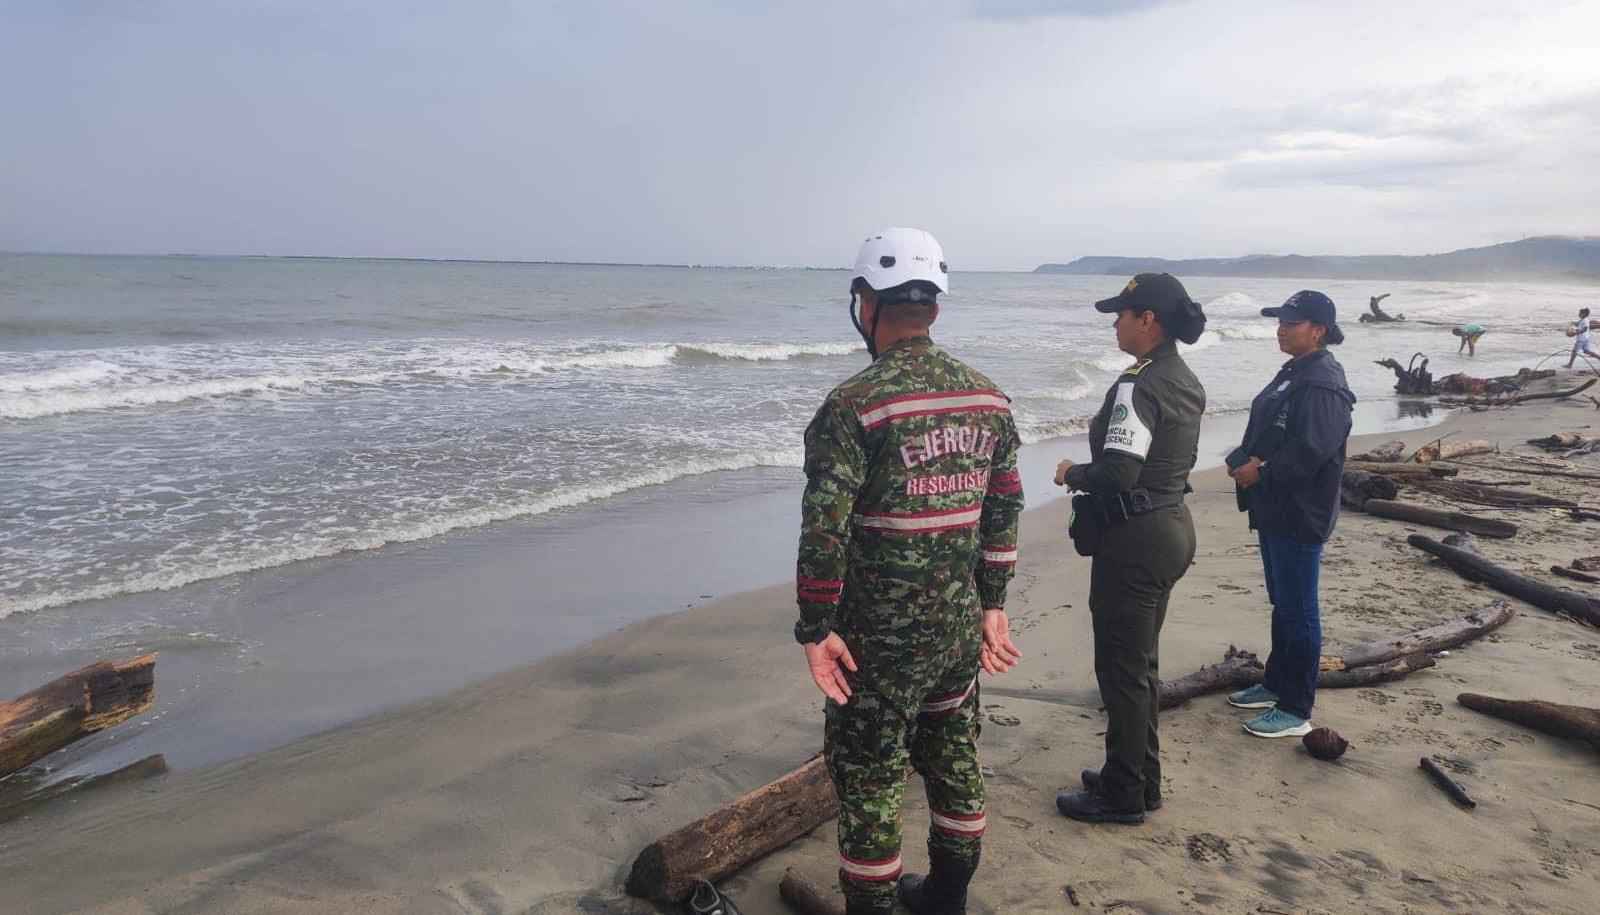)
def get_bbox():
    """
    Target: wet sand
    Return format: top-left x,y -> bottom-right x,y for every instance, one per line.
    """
5,395 -> 1598,913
